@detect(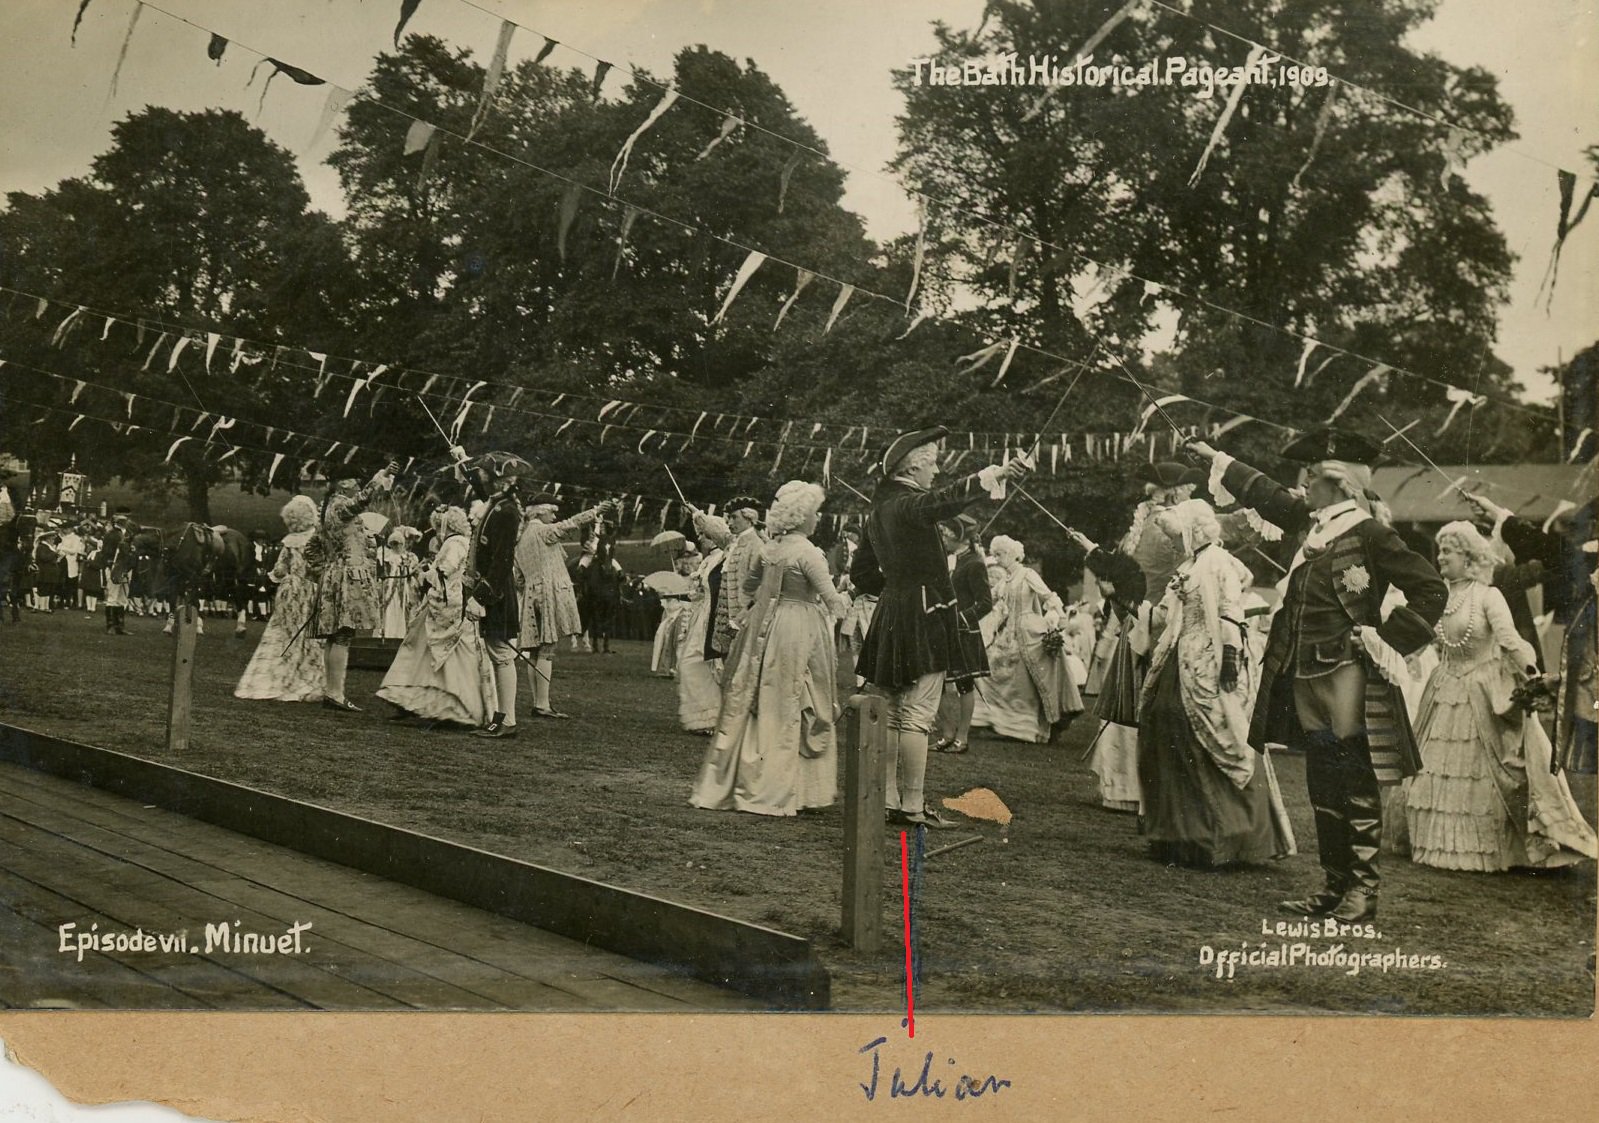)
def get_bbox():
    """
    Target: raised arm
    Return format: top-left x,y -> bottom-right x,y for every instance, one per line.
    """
1369,524 -> 1447,656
